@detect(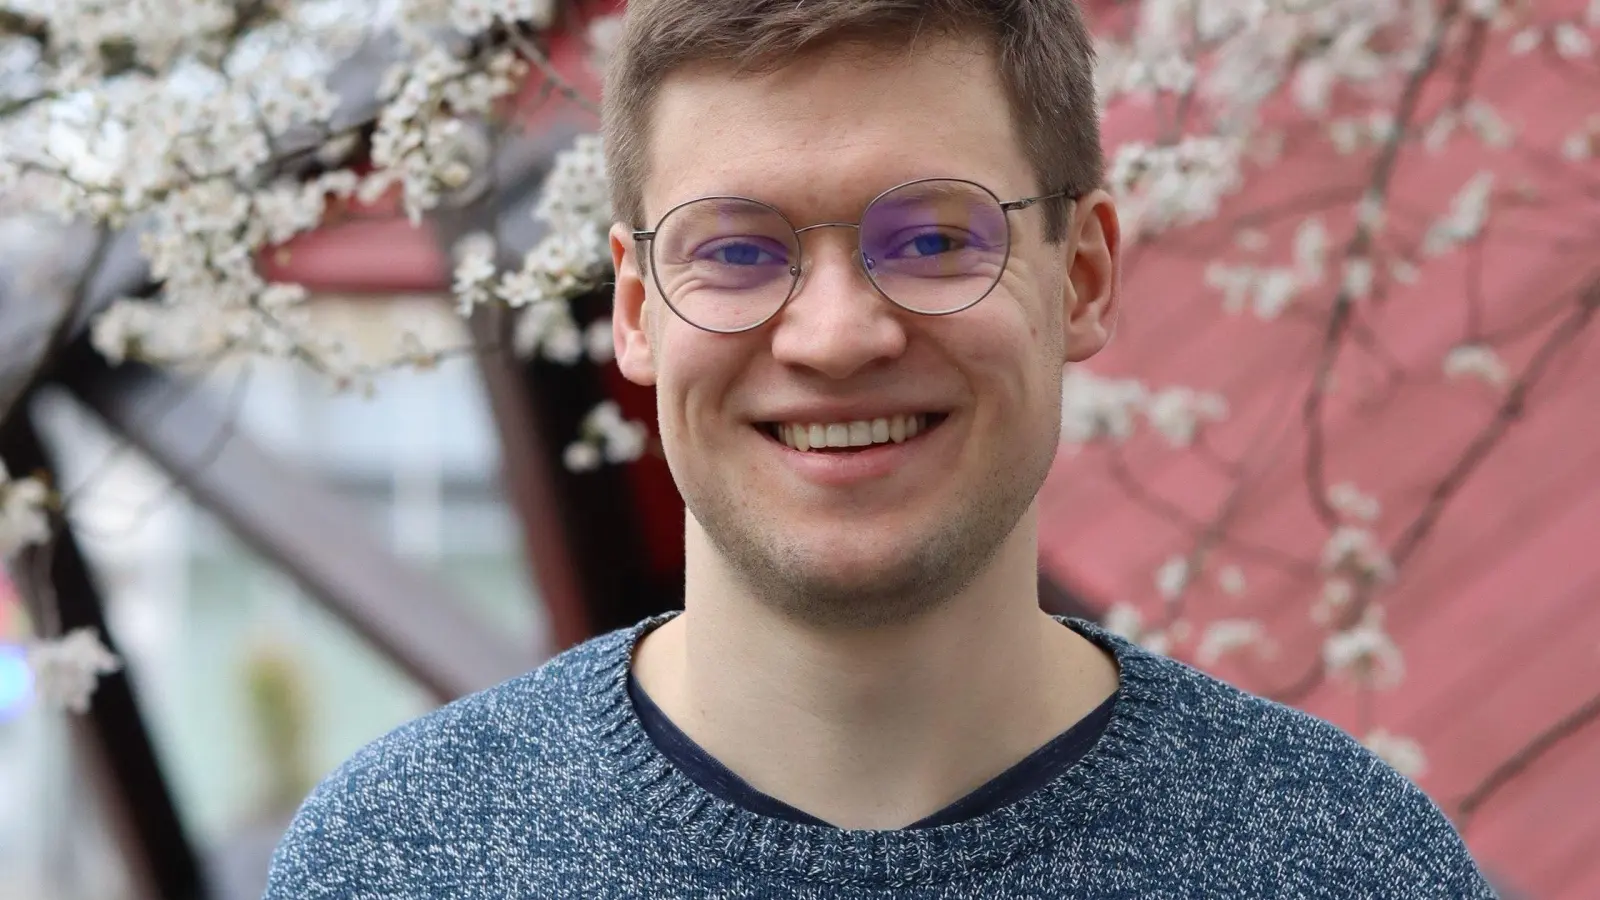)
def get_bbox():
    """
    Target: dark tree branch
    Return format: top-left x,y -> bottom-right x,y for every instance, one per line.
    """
1105,448 -> 1320,578
1456,687 -> 1600,827
1303,0 -> 1464,529
0,8 -> 47,43
1273,277 -> 1600,705
1382,279 -> 1600,577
